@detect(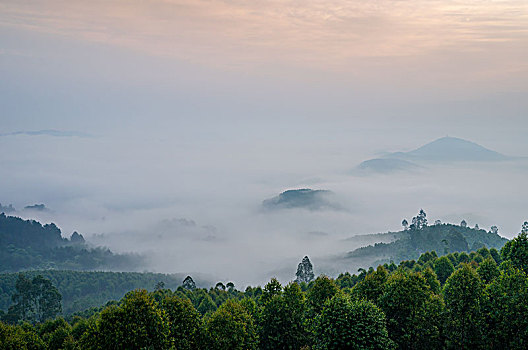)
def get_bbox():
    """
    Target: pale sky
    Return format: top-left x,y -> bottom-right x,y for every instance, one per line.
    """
2,0 -> 527,135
